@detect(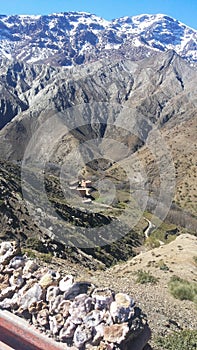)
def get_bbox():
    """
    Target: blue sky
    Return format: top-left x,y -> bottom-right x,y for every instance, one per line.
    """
0,0 -> 196,29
